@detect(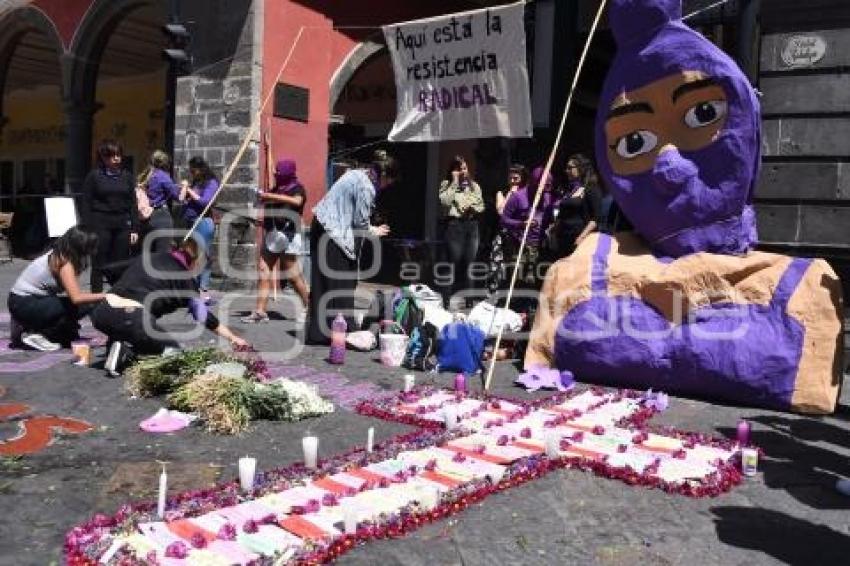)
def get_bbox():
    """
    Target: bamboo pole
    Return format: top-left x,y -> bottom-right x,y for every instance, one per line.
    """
183,26 -> 306,241
483,0 -> 609,391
